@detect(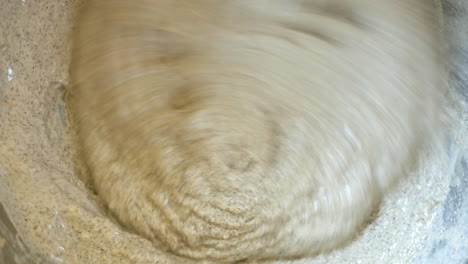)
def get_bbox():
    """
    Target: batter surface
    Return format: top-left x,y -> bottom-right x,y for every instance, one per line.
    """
69,0 -> 446,262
